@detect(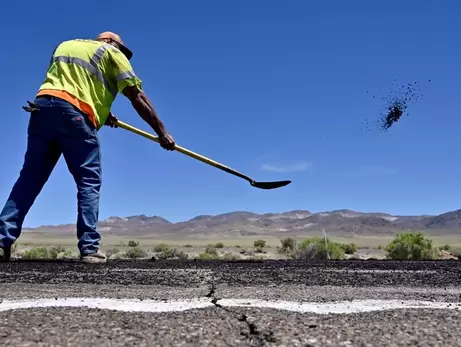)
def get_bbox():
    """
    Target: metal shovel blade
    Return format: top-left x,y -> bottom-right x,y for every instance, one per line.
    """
251,180 -> 292,190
